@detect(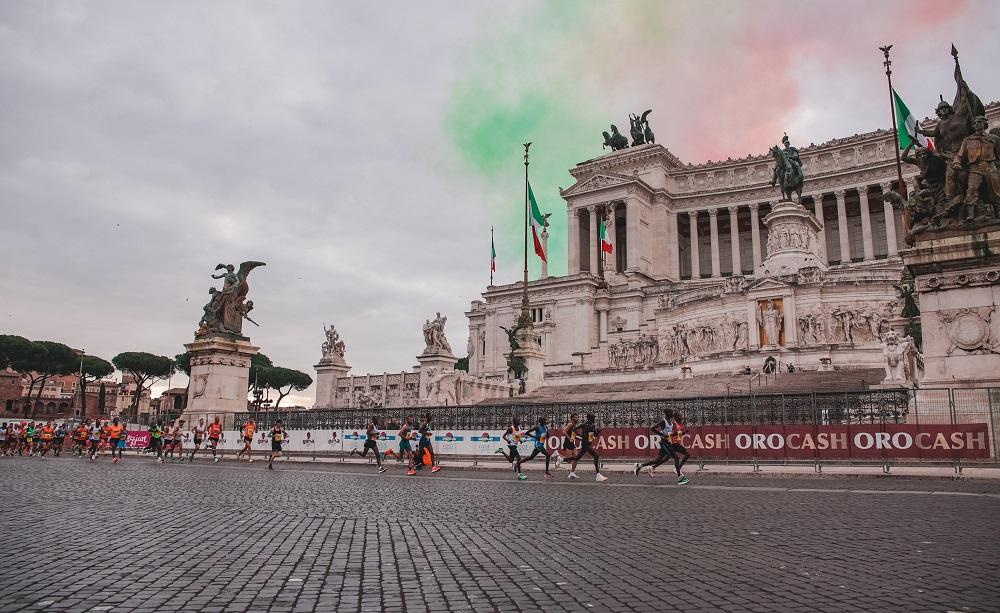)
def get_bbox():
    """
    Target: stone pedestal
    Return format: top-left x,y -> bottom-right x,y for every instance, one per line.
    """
513,325 -> 546,393
417,350 -> 458,403
901,229 -> 1000,386
182,335 -> 259,420
313,355 -> 351,409
757,199 -> 826,277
